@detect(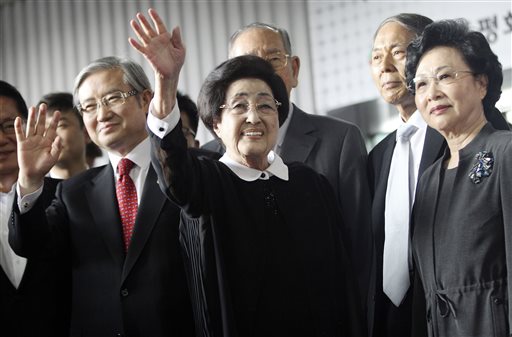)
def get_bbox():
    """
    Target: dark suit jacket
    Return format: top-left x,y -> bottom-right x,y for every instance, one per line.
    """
367,108 -> 509,337
368,125 -> 444,337
152,122 -> 365,337
10,164 -> 194,337
412,123 -> 512,336
2,178 -> 70,337
203,104 -> 373,305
